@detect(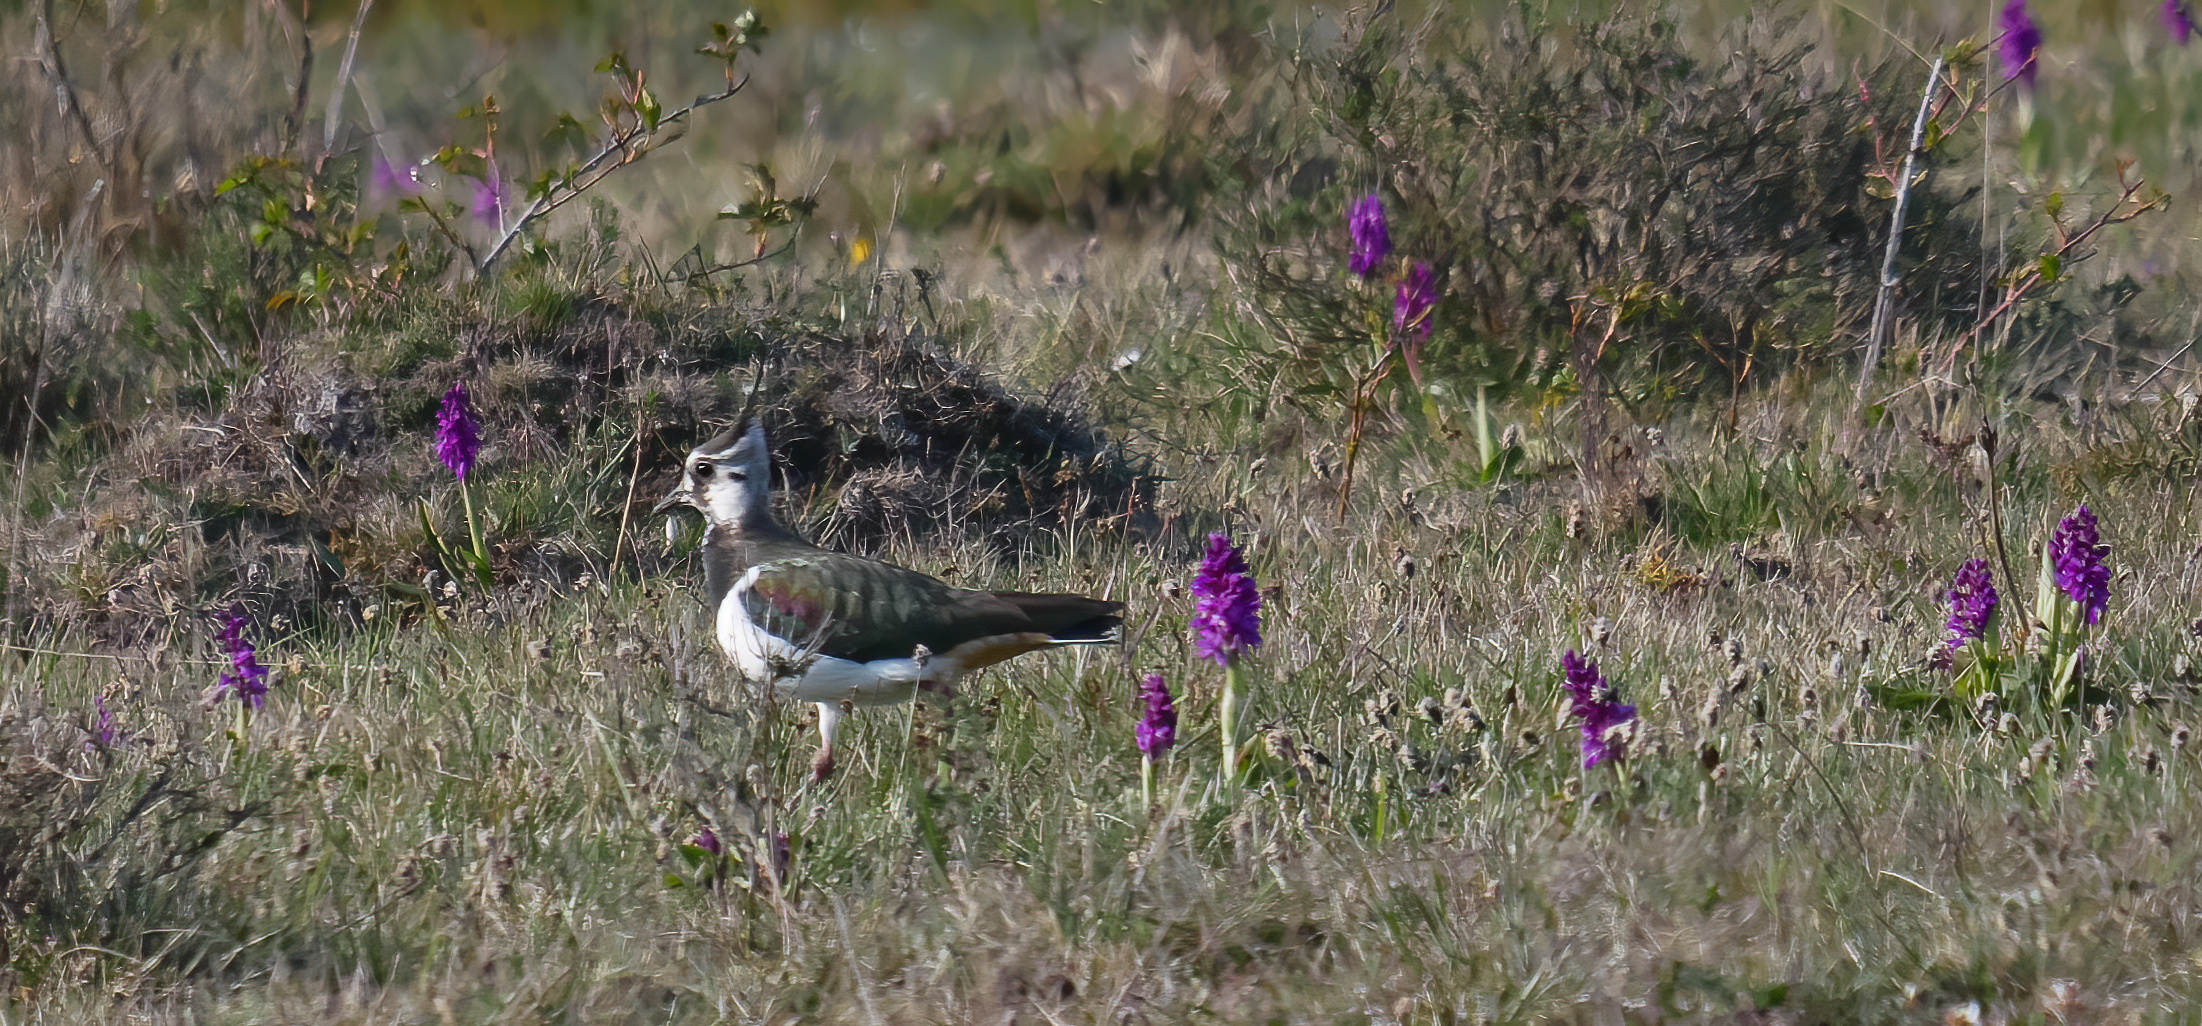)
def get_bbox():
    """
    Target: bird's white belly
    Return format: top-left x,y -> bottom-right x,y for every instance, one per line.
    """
715,579 -> 950,707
